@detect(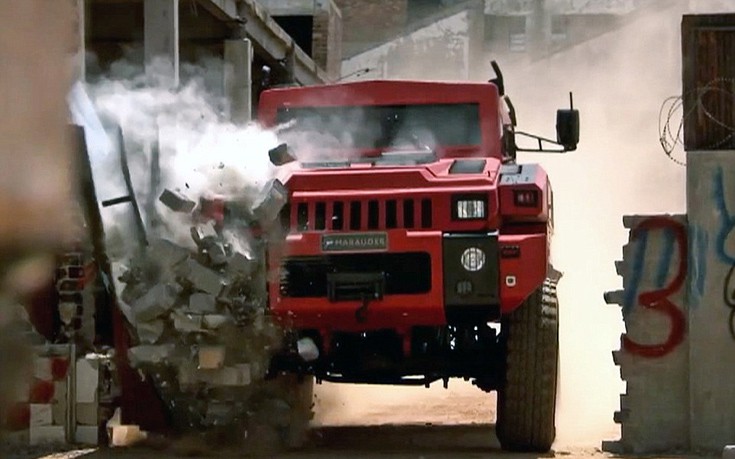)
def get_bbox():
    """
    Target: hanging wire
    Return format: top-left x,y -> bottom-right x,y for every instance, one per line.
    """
658,78 -> 735,166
